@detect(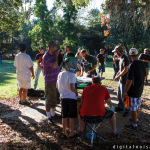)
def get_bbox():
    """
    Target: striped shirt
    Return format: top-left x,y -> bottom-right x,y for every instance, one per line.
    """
41,51 -> 60,85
